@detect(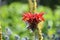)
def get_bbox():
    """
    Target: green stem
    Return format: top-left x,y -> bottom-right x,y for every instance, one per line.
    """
37,22 -> 44,40
38,30 -> 43,40
28,0 -> 33,12
0,25 -> 2,40
33,0 -> 37,13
